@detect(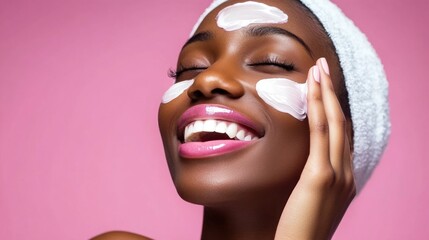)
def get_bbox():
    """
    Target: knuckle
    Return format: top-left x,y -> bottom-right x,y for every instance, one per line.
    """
336,115 -> 347,125
344,171 -> 355,186
308,89 -> 321,100
328,115 -> 346,128
311,121 -> 329,133
304,165 -> 336,189
336,171 -> 356,195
